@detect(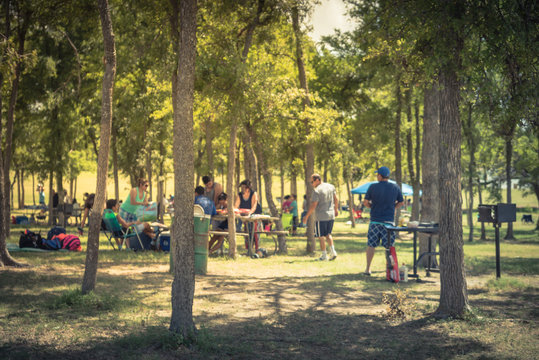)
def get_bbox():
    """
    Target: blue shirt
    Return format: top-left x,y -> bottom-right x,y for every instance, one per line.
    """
365,181 -> 404,223
195,195 -> 217,216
